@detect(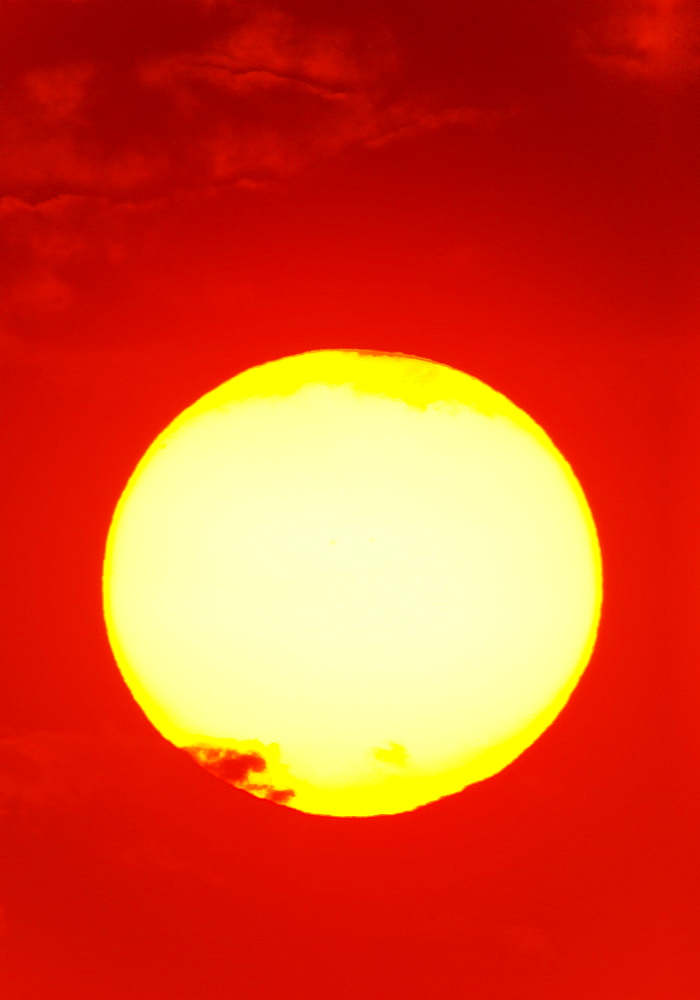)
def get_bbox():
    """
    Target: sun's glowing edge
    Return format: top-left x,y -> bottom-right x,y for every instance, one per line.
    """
103,349 -> 603,817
